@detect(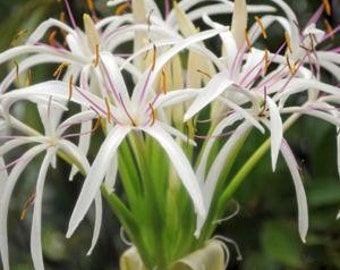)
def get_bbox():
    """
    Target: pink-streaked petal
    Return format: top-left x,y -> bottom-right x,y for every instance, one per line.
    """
67,126 -> 131,238
280,140 -> 309,243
